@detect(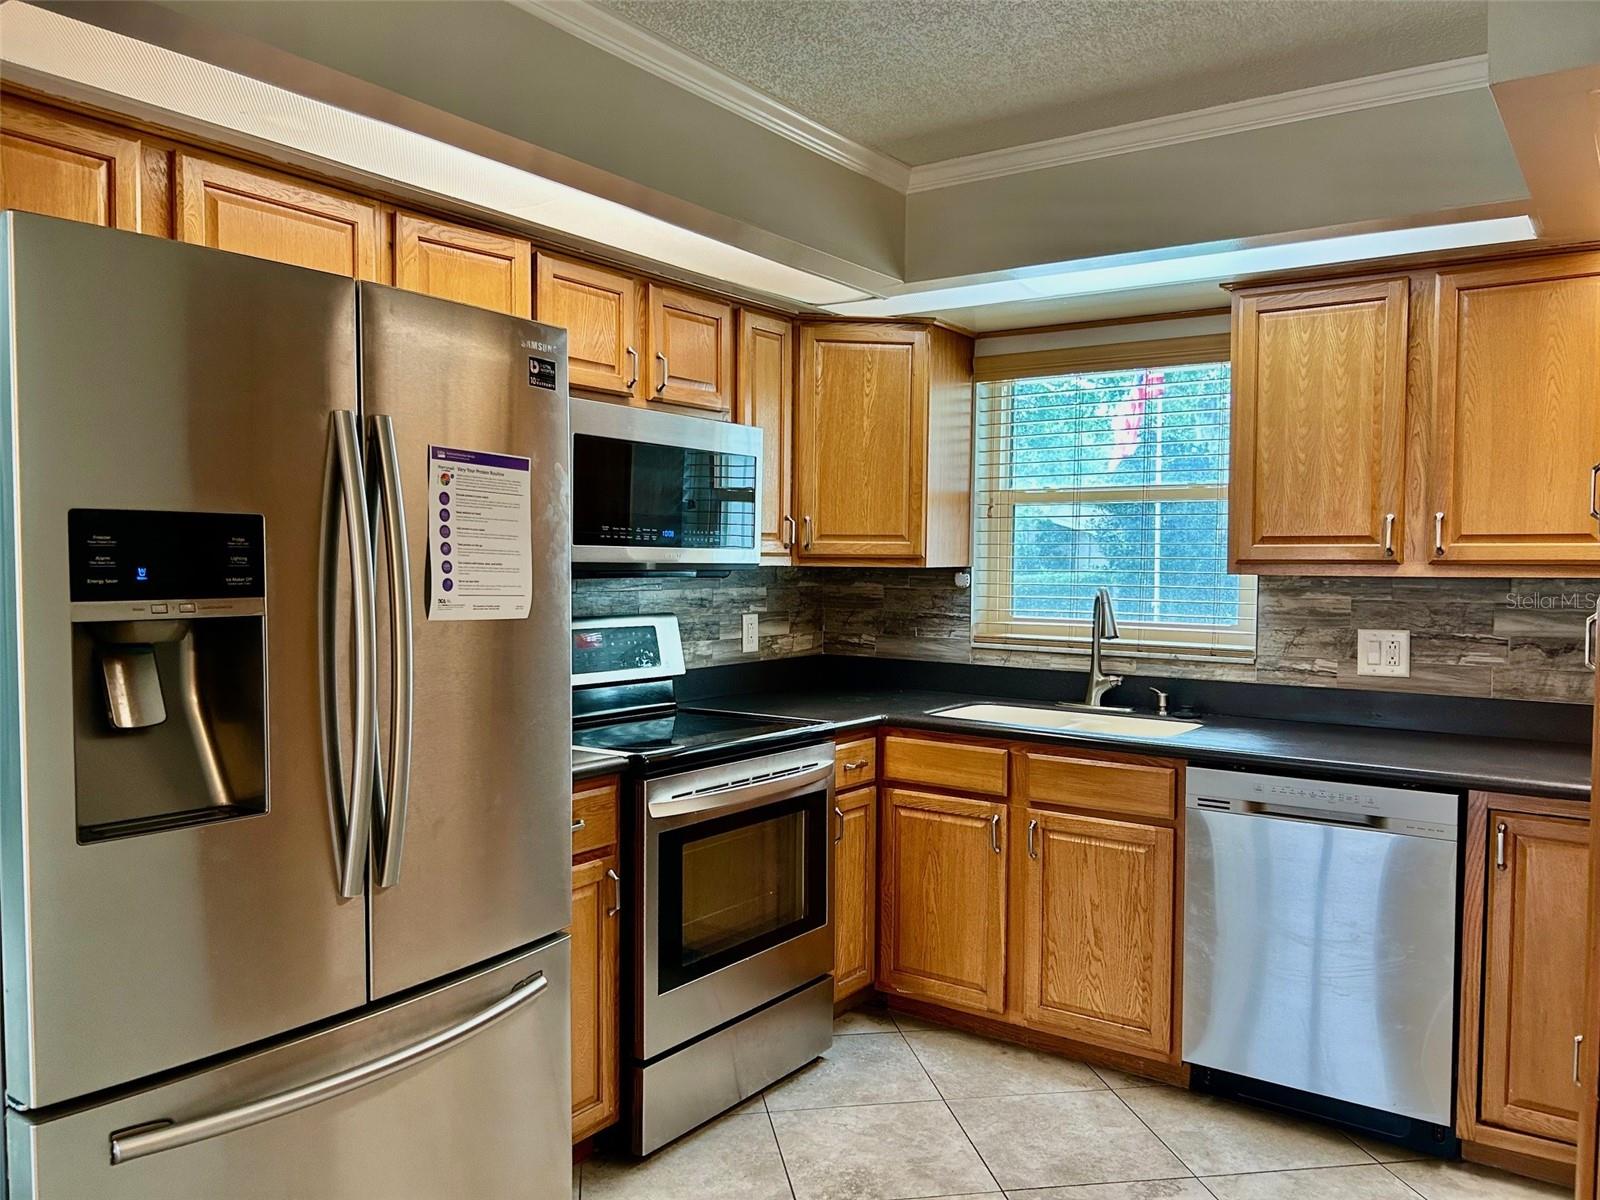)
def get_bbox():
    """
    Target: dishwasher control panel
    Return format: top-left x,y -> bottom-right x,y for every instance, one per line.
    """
1186,766 -> 1458,840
